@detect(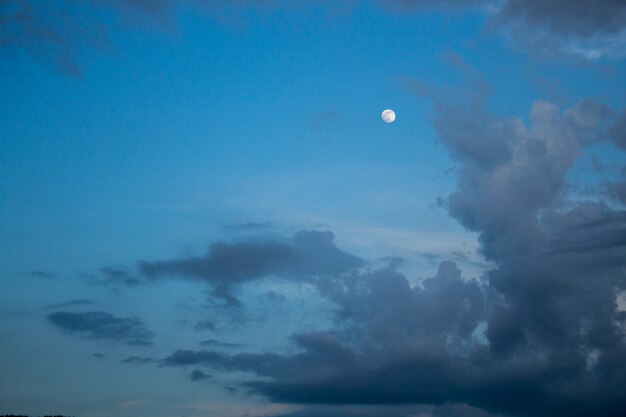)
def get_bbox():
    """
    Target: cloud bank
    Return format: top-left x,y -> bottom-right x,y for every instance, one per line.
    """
156,96 -> 626,417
